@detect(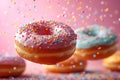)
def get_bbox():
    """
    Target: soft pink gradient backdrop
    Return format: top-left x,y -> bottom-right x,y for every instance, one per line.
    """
0,0 -> 120,74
